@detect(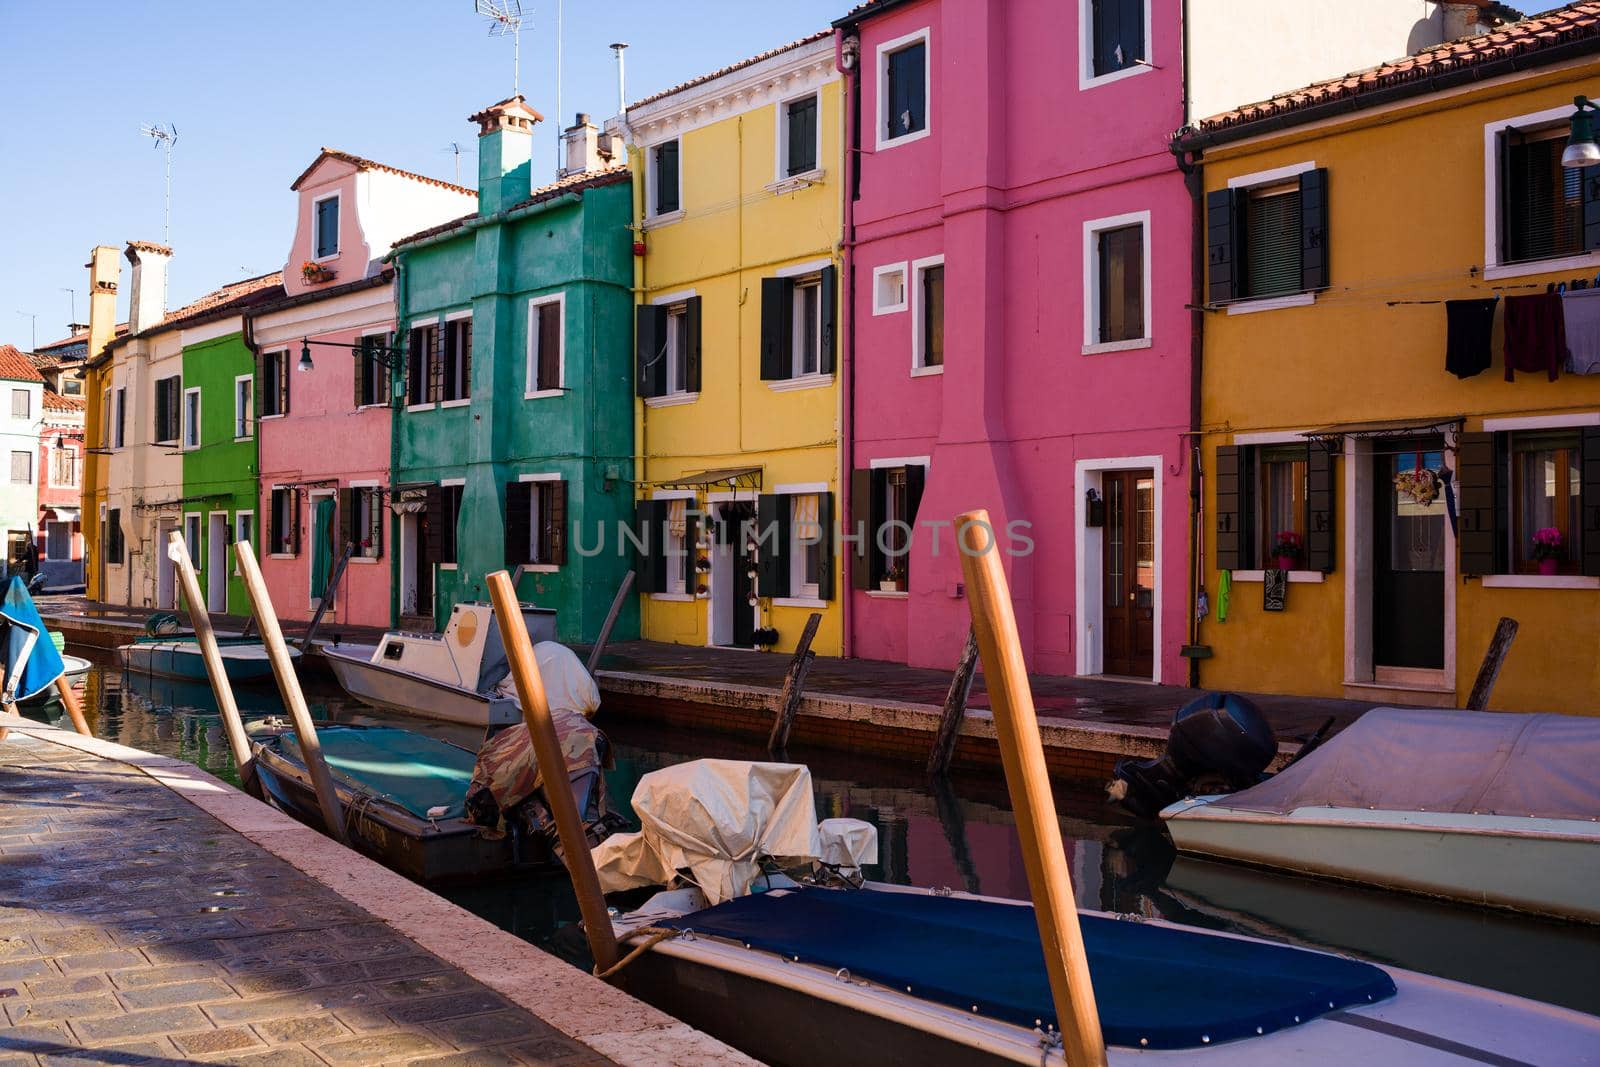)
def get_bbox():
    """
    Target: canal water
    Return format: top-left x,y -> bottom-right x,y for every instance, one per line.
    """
31,661 -> 1600,1018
